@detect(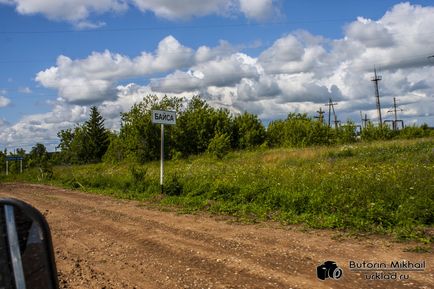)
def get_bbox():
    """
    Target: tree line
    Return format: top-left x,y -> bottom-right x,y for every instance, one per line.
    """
1,95 -> 432,169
